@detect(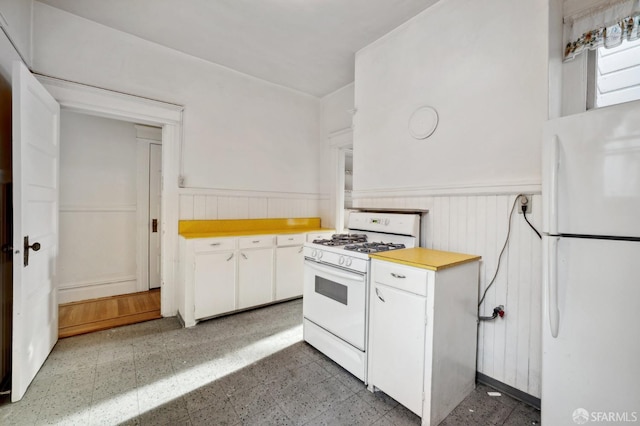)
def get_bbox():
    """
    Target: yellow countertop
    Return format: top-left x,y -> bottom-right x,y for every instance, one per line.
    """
369,248 -> 481,271
179,218 -> 334,239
